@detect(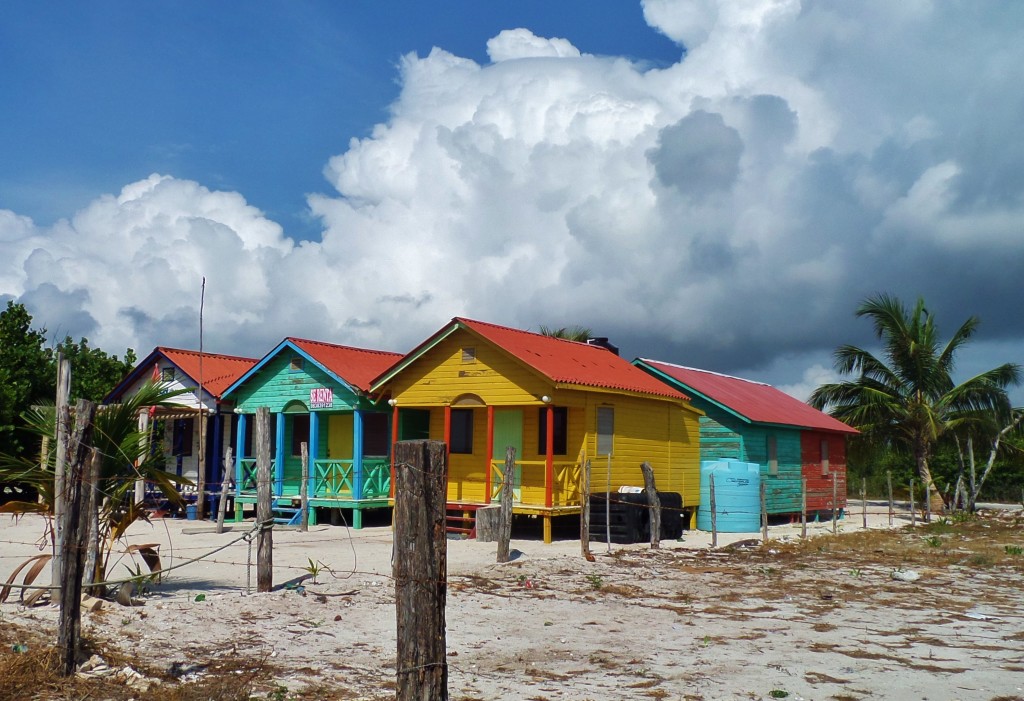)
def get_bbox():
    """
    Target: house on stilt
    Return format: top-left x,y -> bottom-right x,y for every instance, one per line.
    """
220,338 -> 402,528
371,318 -> 703,543
633,359 -> 858,519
